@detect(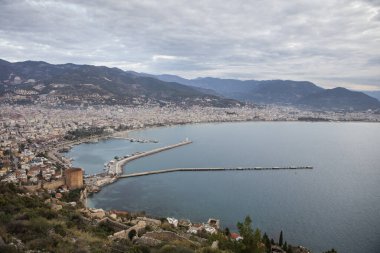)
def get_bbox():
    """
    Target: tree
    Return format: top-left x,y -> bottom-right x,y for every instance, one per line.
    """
323,249 -> 337,253
262,233 -> 271,252
224,227 -> 231,237
279,230 -> 283,246
282,241 -> 288,251
236,216 -> 264,253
